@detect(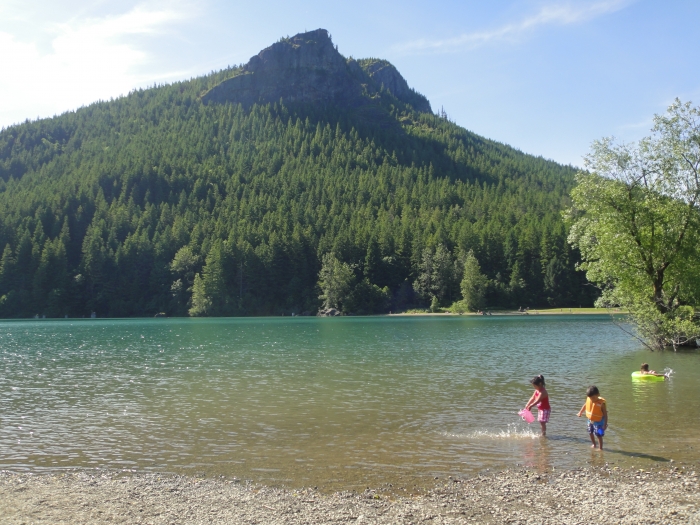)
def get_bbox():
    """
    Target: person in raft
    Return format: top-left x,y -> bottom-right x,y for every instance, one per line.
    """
524,375 -> 550,436
577,385 -> 608,450
640,363 -> 666,378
